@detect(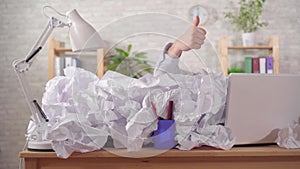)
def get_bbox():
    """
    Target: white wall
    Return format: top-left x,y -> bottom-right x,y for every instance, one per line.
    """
1,0 -> 299,168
